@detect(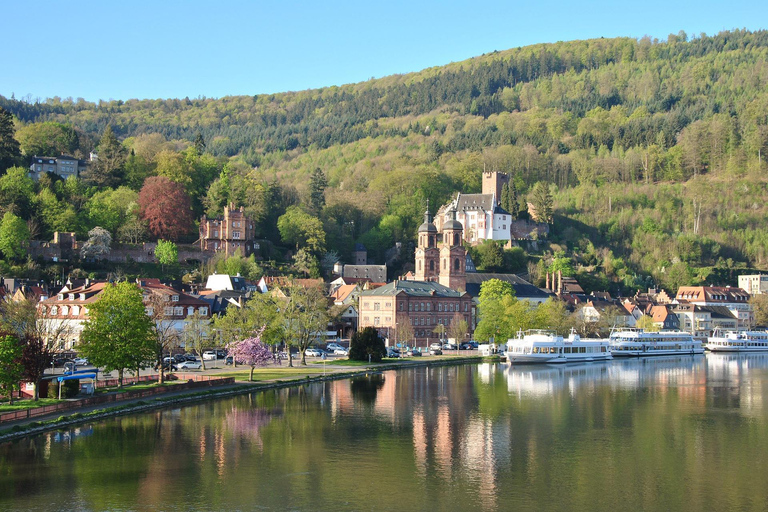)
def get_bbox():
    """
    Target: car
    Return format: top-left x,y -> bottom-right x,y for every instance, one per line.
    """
305,348 -> 327,357
386,347 -> 401,358
406,349 -> 422,357
53,357 -> 74,368
184,353 -> 198,361
429,348 -> 443,356
202,350 -> 217,360
73,357 -> 89,366
156,361 -> 177,371
177,360 -> 203,370
333,348 -> 349,356
430,342 -> 443,351
225,355 -> 234,365
326,342 -> 345,352
442,343 -> 458,351
278,351 -> 290,360
173,354 -> 187,363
